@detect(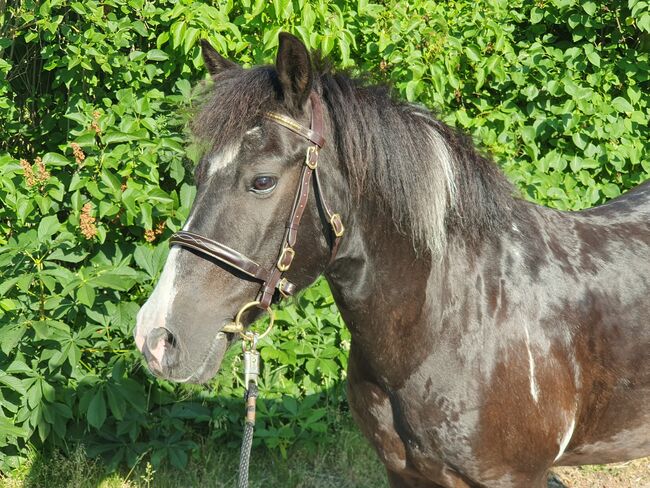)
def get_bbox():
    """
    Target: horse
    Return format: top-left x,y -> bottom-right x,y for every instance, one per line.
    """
133,32 -> 650,487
